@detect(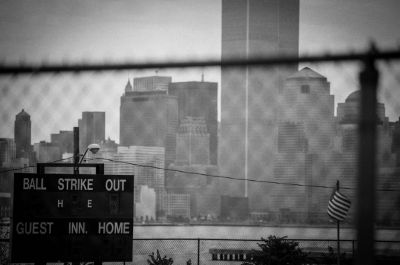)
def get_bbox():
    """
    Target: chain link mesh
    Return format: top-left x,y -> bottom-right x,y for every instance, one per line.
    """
1,58 -> 400,263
